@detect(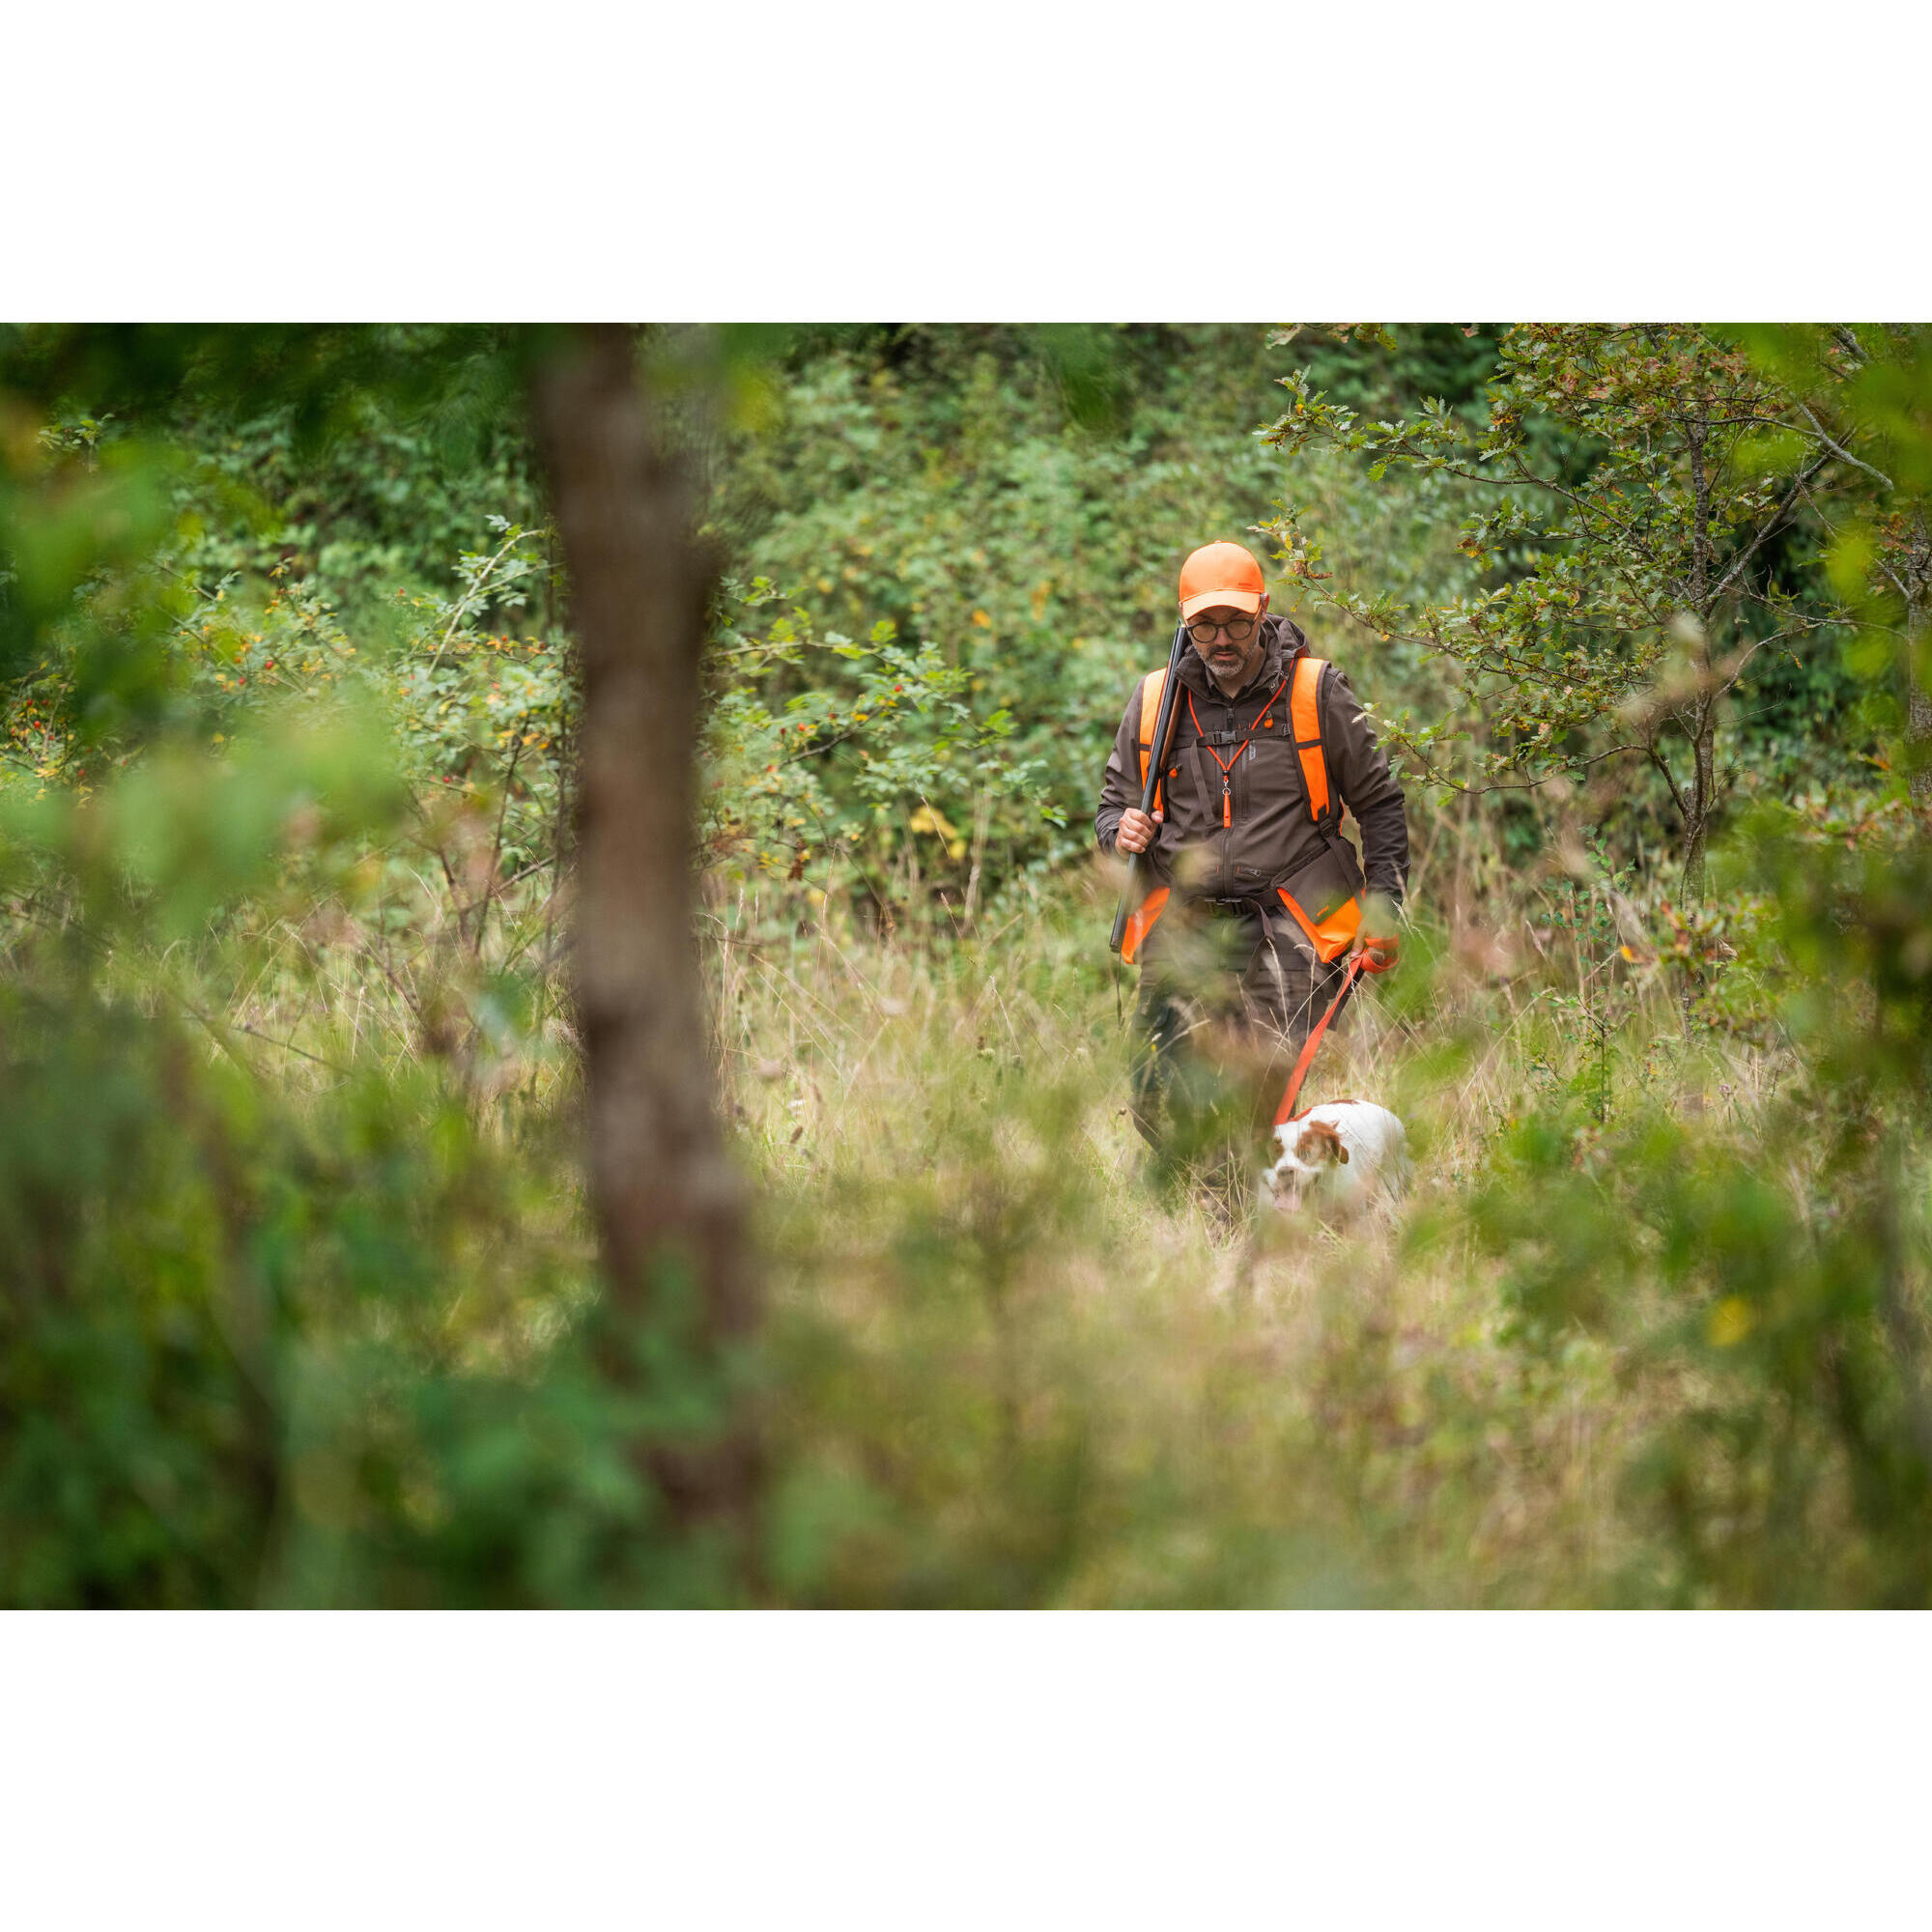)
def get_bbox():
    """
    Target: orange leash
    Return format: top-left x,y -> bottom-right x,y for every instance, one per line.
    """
1271,952 -> 1369,1129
